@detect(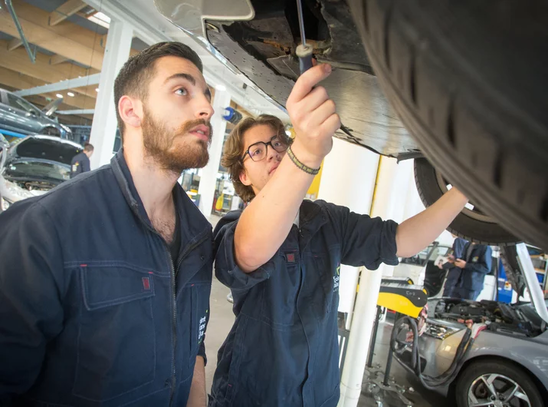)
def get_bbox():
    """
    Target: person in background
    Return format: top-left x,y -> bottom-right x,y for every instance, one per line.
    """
70,143 -> 94,178
439,235 -> 469,297
440,236 -> 492,300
